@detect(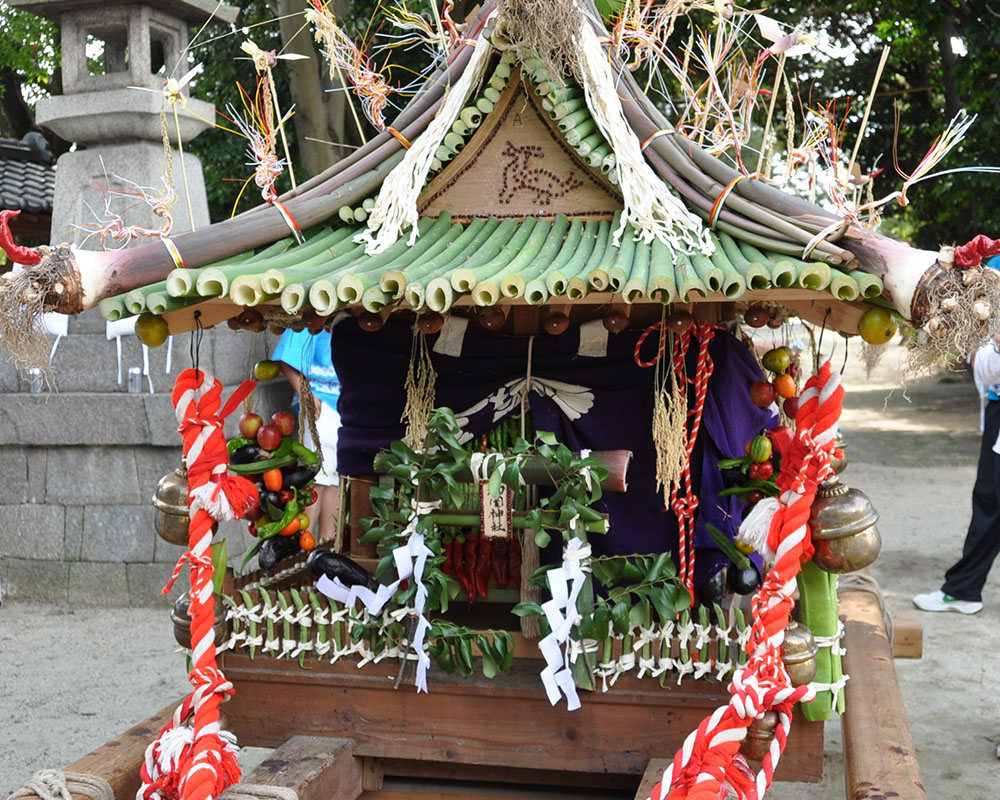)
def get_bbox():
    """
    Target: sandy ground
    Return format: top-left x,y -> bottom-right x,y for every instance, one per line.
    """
3,342 -> 1000,799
